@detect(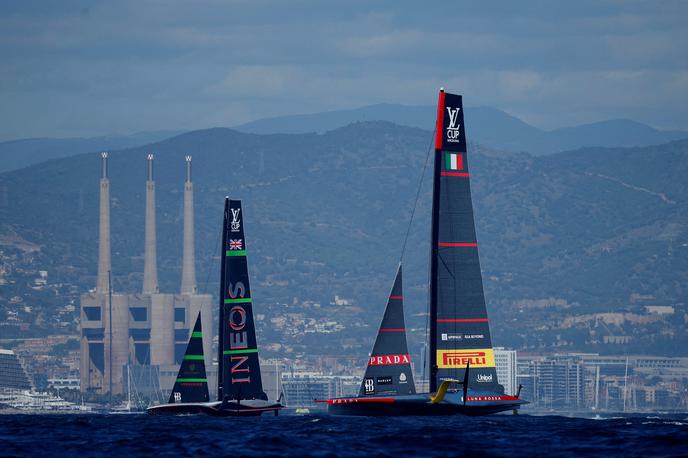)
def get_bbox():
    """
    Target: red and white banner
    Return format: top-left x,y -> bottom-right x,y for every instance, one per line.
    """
368,354 -> 411,366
